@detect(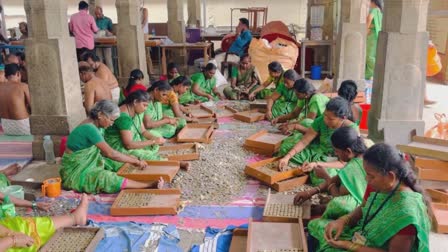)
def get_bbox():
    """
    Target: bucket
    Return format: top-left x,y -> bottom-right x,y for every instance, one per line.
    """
42,178 -> 61,198
59,136 -> 67,157
311,65 -> 322,80
1,185 -> 24,200
360,104 -> 371,130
